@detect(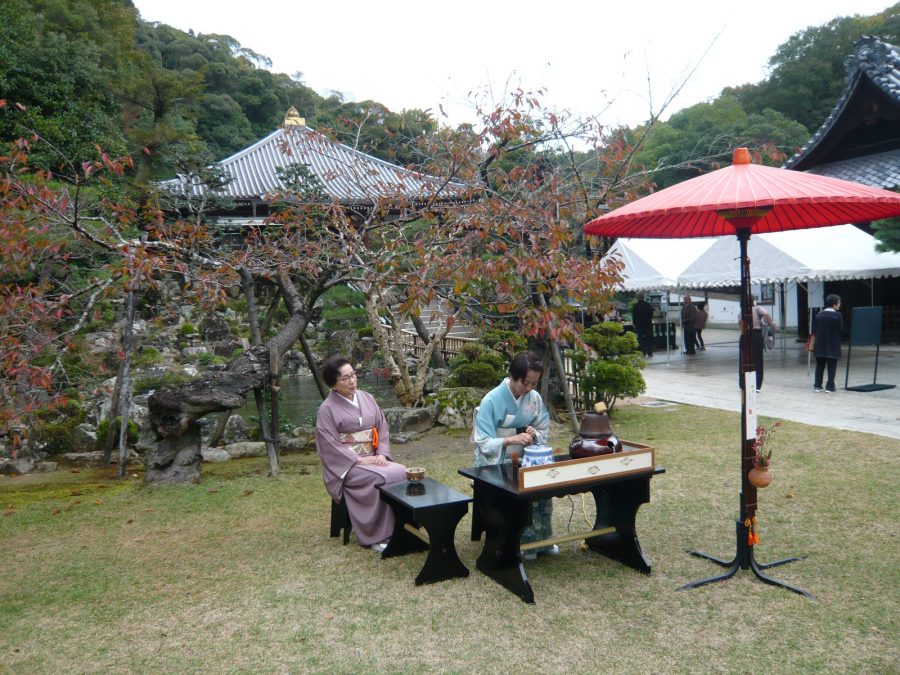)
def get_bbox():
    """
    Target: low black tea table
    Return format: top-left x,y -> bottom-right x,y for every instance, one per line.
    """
377,477 -> 472,585
460,462 -> 664,603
